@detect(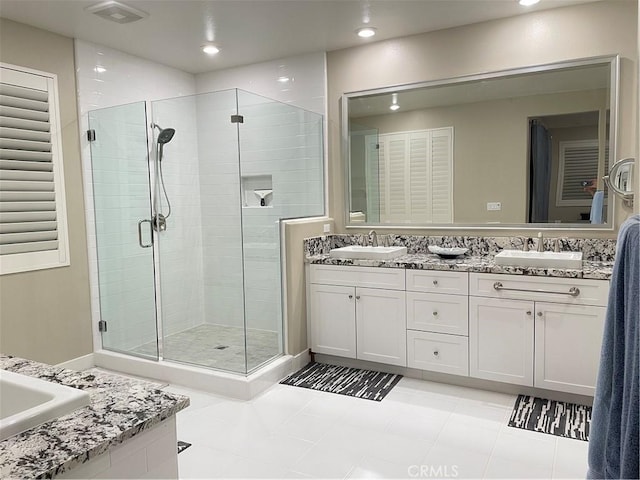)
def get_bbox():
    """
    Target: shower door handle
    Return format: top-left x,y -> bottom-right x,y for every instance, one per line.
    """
138,219 -> 153,248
